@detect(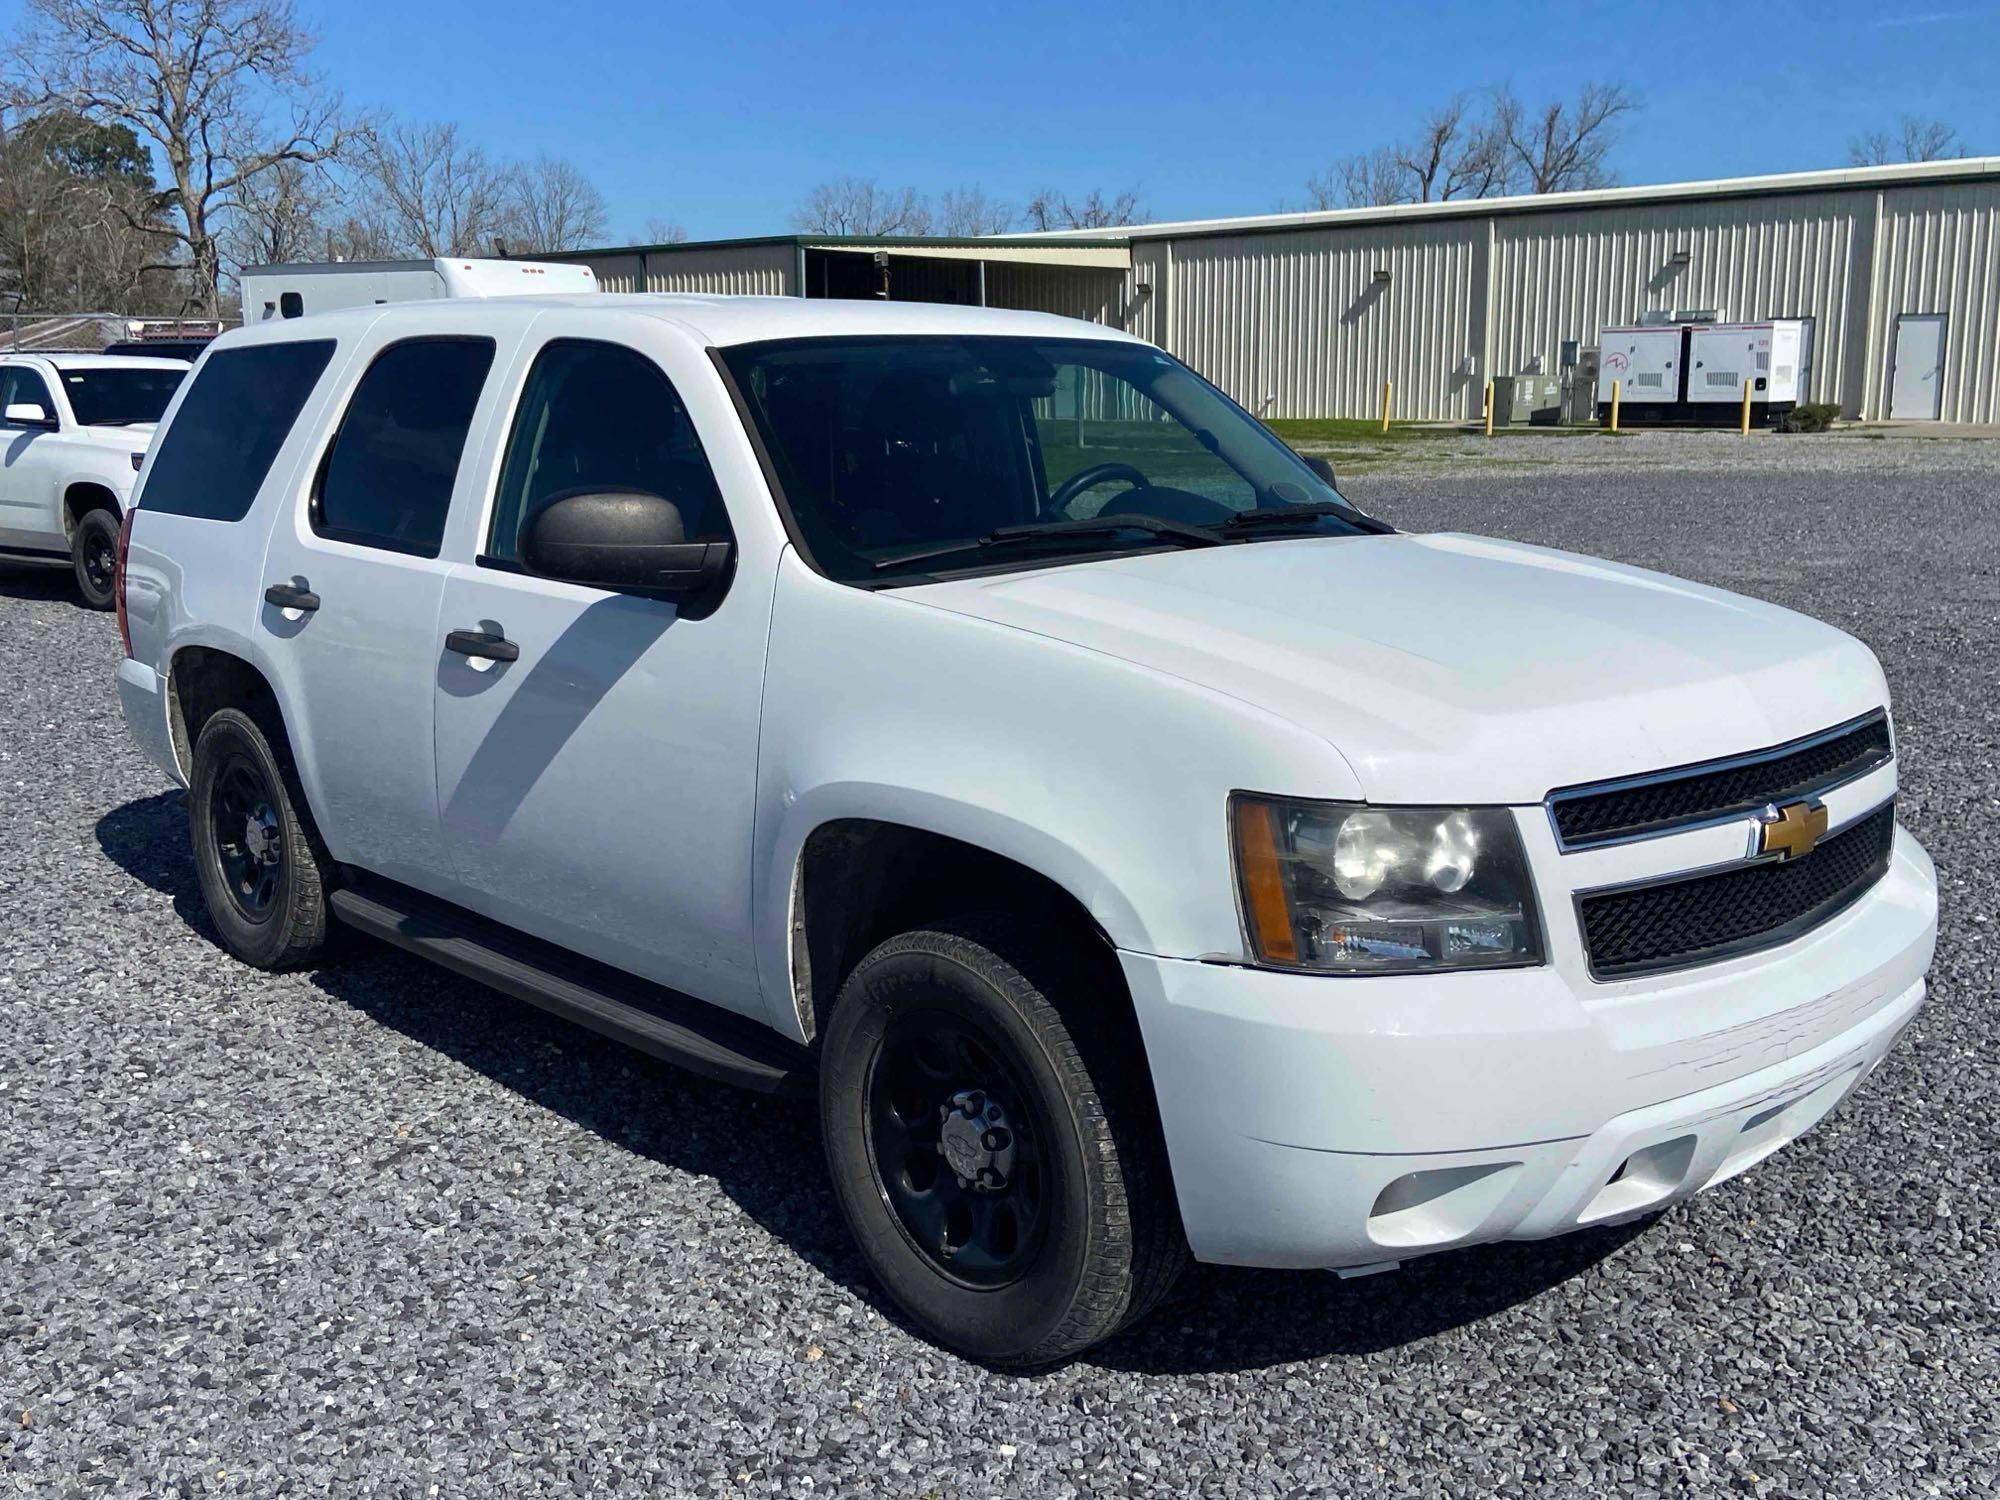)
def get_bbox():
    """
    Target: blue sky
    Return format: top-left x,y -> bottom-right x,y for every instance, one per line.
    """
8,0 -> 1997,241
